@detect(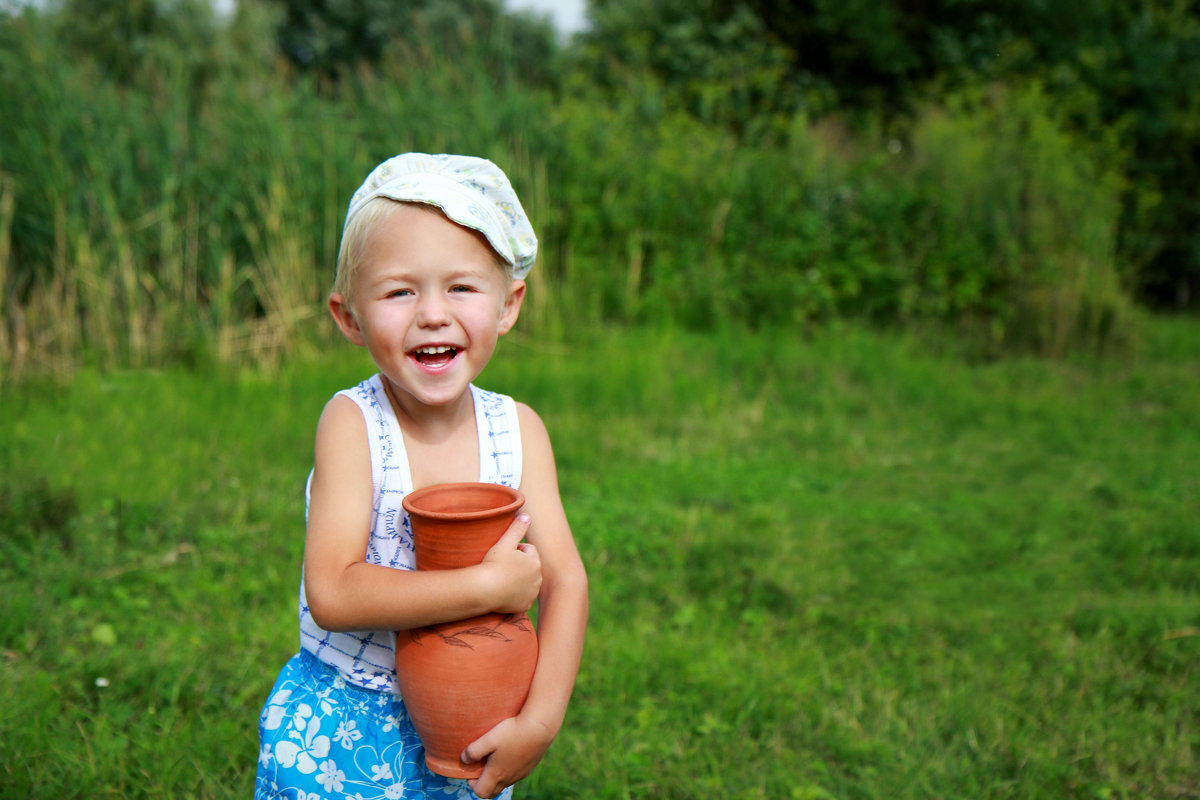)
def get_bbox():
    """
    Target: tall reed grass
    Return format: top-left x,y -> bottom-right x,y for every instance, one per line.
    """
0,7 -> 1135,377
